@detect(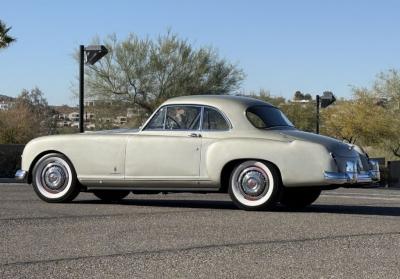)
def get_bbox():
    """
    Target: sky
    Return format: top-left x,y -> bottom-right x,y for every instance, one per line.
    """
1,0 -> 399,106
